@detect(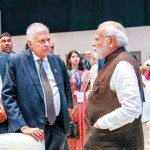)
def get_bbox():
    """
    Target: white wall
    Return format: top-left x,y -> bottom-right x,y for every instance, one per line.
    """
126,26 -> 150,64
12,26 -> 150,64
